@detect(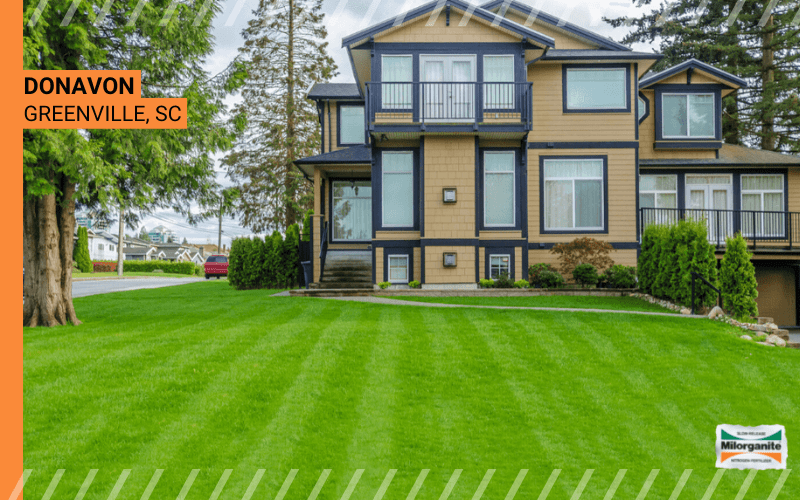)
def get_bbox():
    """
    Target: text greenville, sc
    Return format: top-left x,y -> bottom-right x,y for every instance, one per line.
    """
25,104 -> 182,125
